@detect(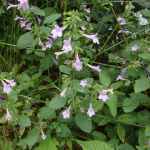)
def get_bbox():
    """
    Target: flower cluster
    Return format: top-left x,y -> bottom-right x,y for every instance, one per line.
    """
117,16 -> 127,25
